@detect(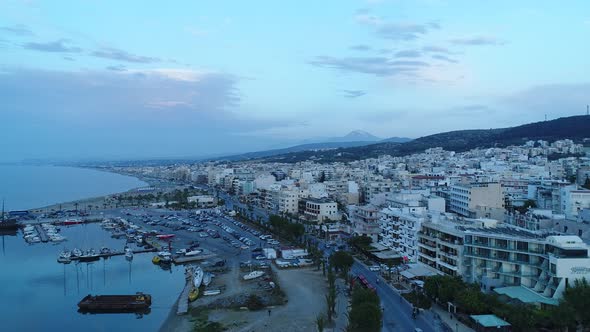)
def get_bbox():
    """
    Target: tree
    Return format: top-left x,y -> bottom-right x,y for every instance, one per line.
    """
329,251 -> 354,274
561,278 -> 590,329
348,287 -> 382,332
348,235 -> 372,250
316,315 -> 325,332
